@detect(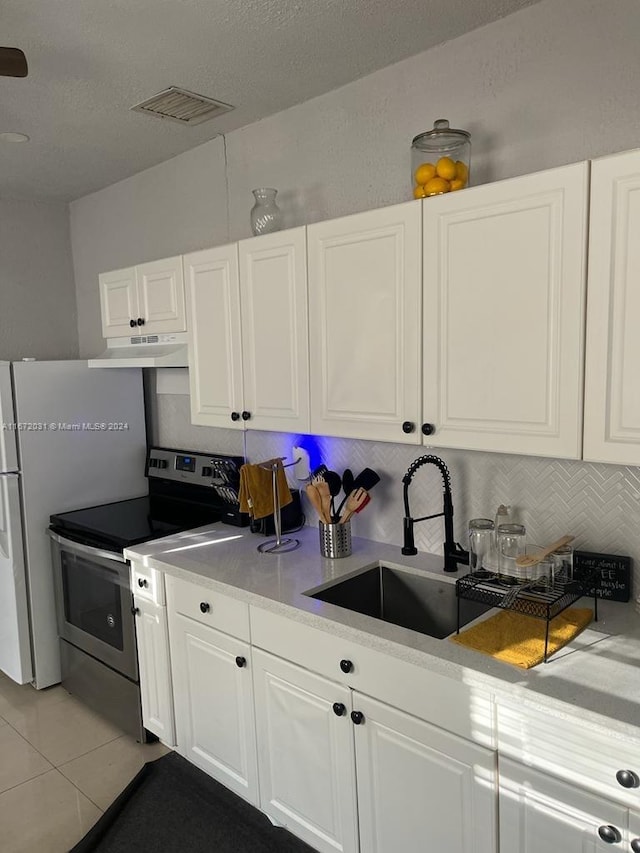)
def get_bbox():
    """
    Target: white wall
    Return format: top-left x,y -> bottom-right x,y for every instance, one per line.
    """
71,0 -> 640,594
0,199 -> 78,361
